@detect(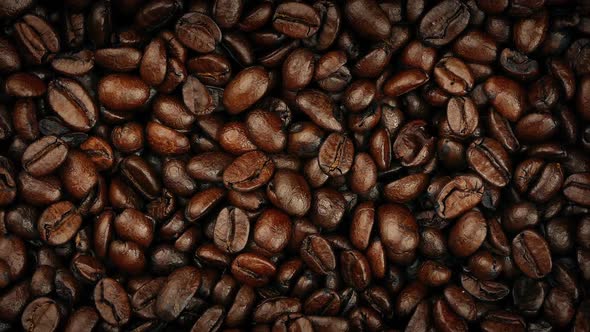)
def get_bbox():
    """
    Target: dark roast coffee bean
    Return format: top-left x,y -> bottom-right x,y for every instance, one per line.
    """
213,207 -> 249,254
419,0 -> 471,46
300,235 -> 336,275
0,1 -> 587,330
21,297 -> 60,332
98,74 -> 150,111
512,230 -> 552,279
266,169 -> 311,217
296,90 -> 343,132
223,151 -> 275,192
318,133 -> 354,177
467,138 -> 511,187
156,266 -> 201,321
48,78 -> 98,132
94,278 -> 131,326
223,67 -> 270,115
14,15 -> 60,65
563,173 -> 590,206
344,0 -> 391,41
231,253 -> 276,287
38,201 -> 82,245
435,174 -> 484,219
176,12 -> 222,53
273,2 -> 321,39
